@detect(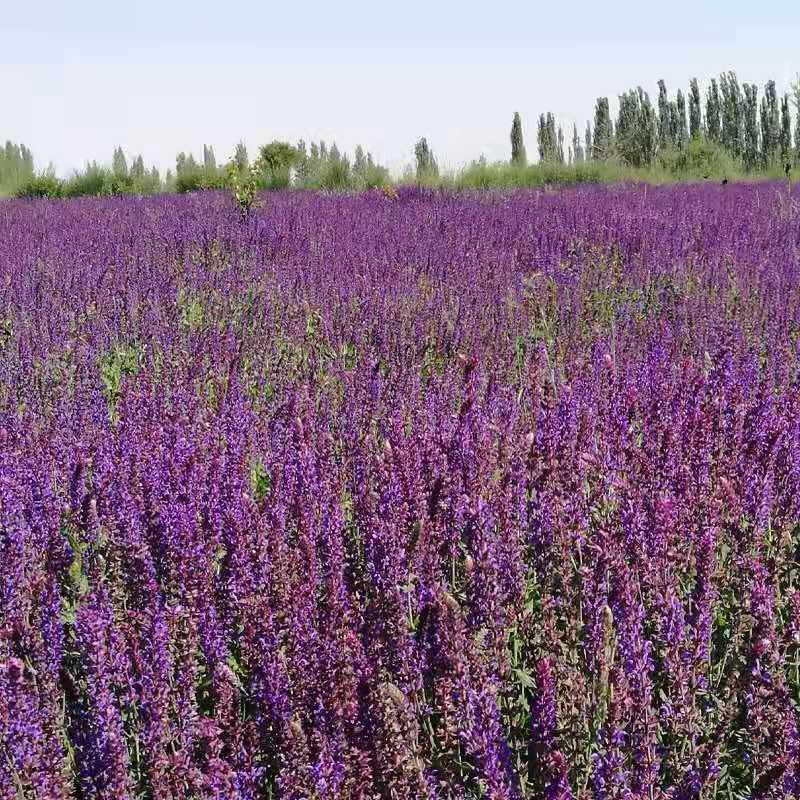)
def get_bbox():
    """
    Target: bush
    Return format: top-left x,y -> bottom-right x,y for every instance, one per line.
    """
175,169 -> 228,194
657,139 -> 737,179
14,174 -> 64,199
318,160 -> 352,192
